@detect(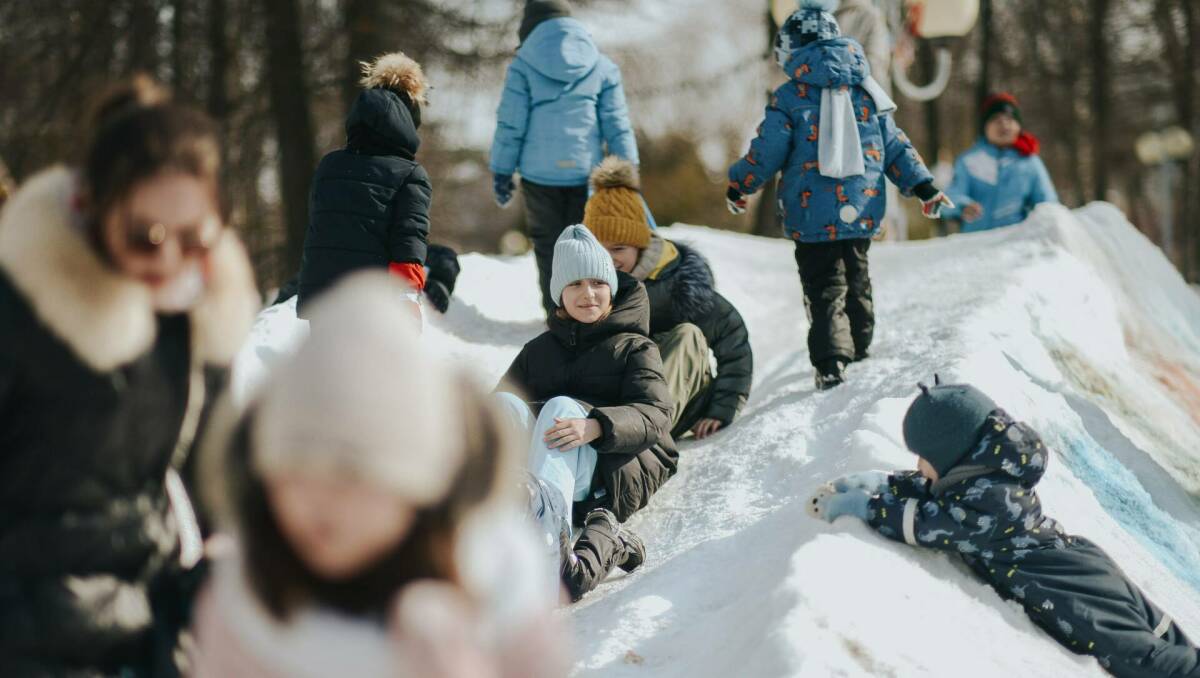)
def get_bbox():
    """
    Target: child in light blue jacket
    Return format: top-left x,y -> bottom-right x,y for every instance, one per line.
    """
942,92 -> 1059,232
490,0 -> 638,316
